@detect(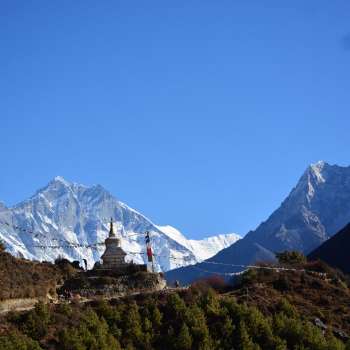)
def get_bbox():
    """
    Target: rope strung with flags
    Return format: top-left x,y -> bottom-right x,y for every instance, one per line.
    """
0,219 -> 325,277
192,265 -> 247,276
